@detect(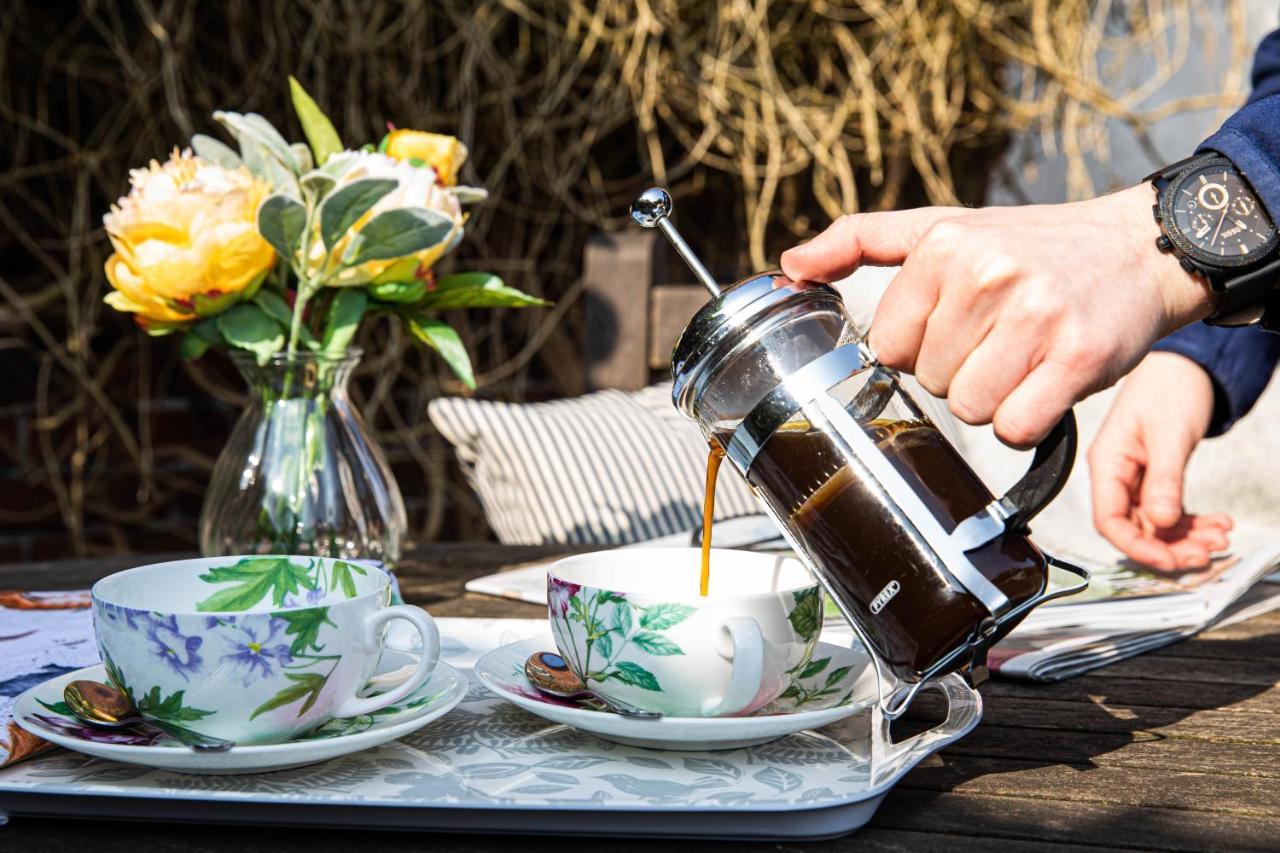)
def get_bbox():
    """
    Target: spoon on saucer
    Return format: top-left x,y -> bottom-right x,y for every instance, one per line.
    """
63,680 -> 235,753
523,652 -> 662,720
